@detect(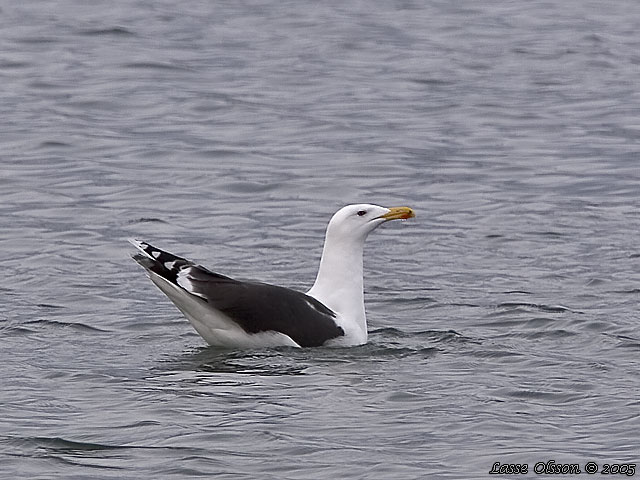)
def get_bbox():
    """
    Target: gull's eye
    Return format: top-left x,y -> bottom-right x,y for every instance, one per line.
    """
357,210 -> 367,216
